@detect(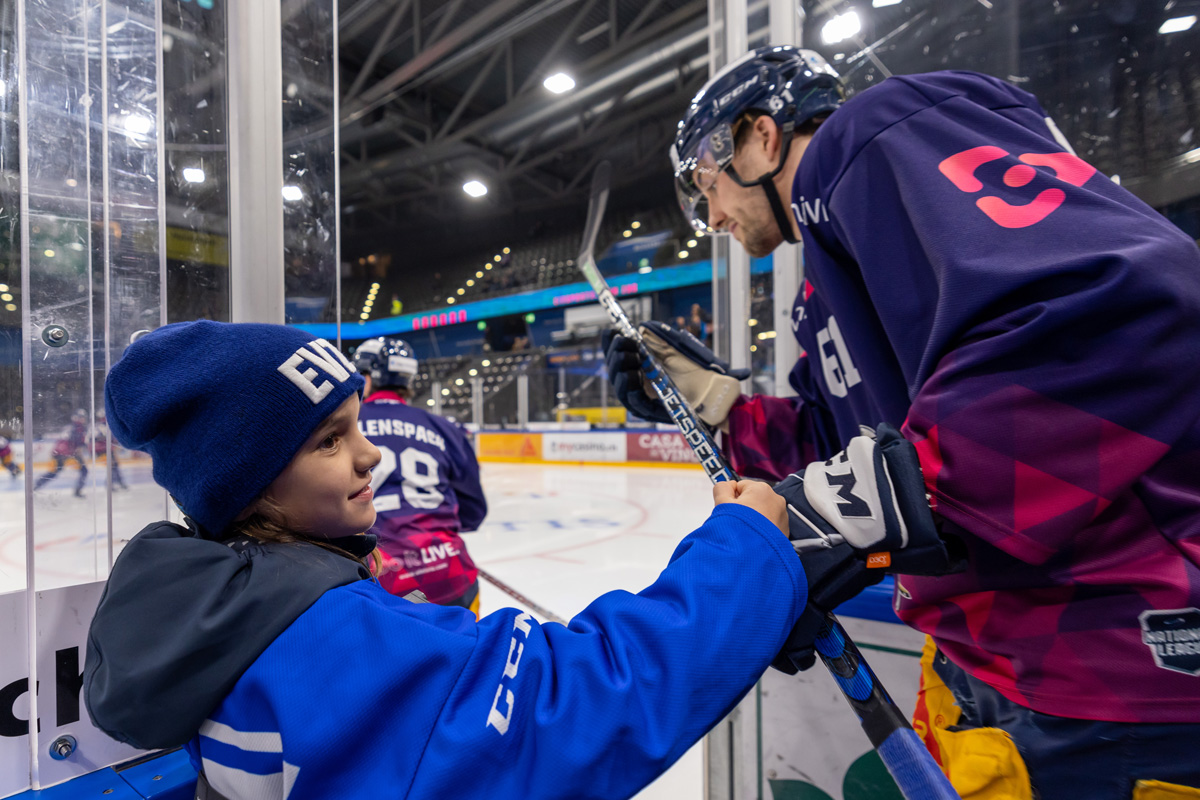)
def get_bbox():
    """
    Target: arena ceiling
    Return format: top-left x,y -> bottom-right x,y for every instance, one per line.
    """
332,0 -> 1200,260
336,0 -> 715,253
